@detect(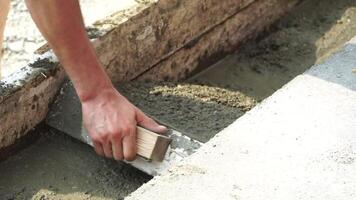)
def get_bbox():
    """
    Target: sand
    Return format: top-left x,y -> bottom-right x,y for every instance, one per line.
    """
118,82 -> 255,143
